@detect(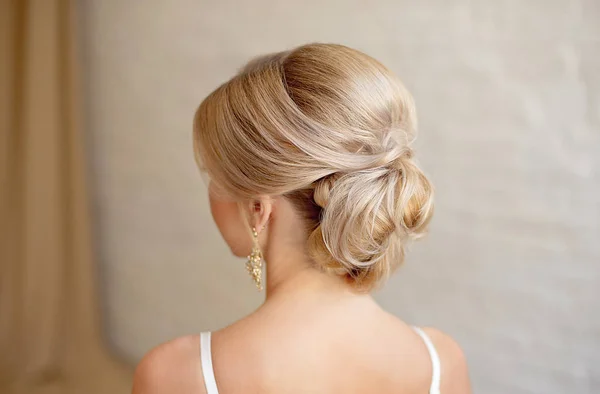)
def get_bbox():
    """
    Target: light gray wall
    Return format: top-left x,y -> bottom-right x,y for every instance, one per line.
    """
81,1 -> 600,393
